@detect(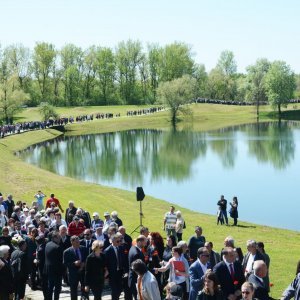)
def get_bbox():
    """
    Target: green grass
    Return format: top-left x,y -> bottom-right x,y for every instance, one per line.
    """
1,103 -> 300,296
